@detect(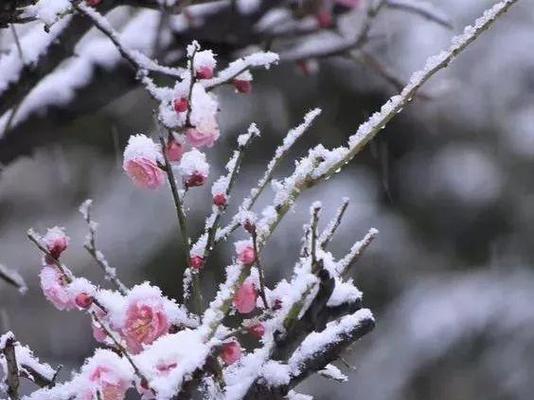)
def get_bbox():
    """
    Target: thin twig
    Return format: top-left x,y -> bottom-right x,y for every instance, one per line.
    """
72,2 -> 183,78
80,200 -> 129,295
27,229 -> 108,312
319,198 -> 349,249
252,230 -> 269,309
9,24 -> 24,63
158,136 -> 199,311
185,46 -> 197,127
386,0 -> 453,29
27,229 -> 72,284
90,311 -> 152,392
203,126 -> 258,260
215,109 -> 321,244
337,228 -> 379,276
310,204 -> 321,271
